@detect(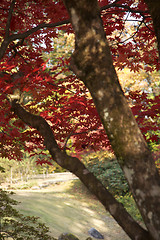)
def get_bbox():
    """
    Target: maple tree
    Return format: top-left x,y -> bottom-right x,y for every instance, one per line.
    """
0,0 -> 160,240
